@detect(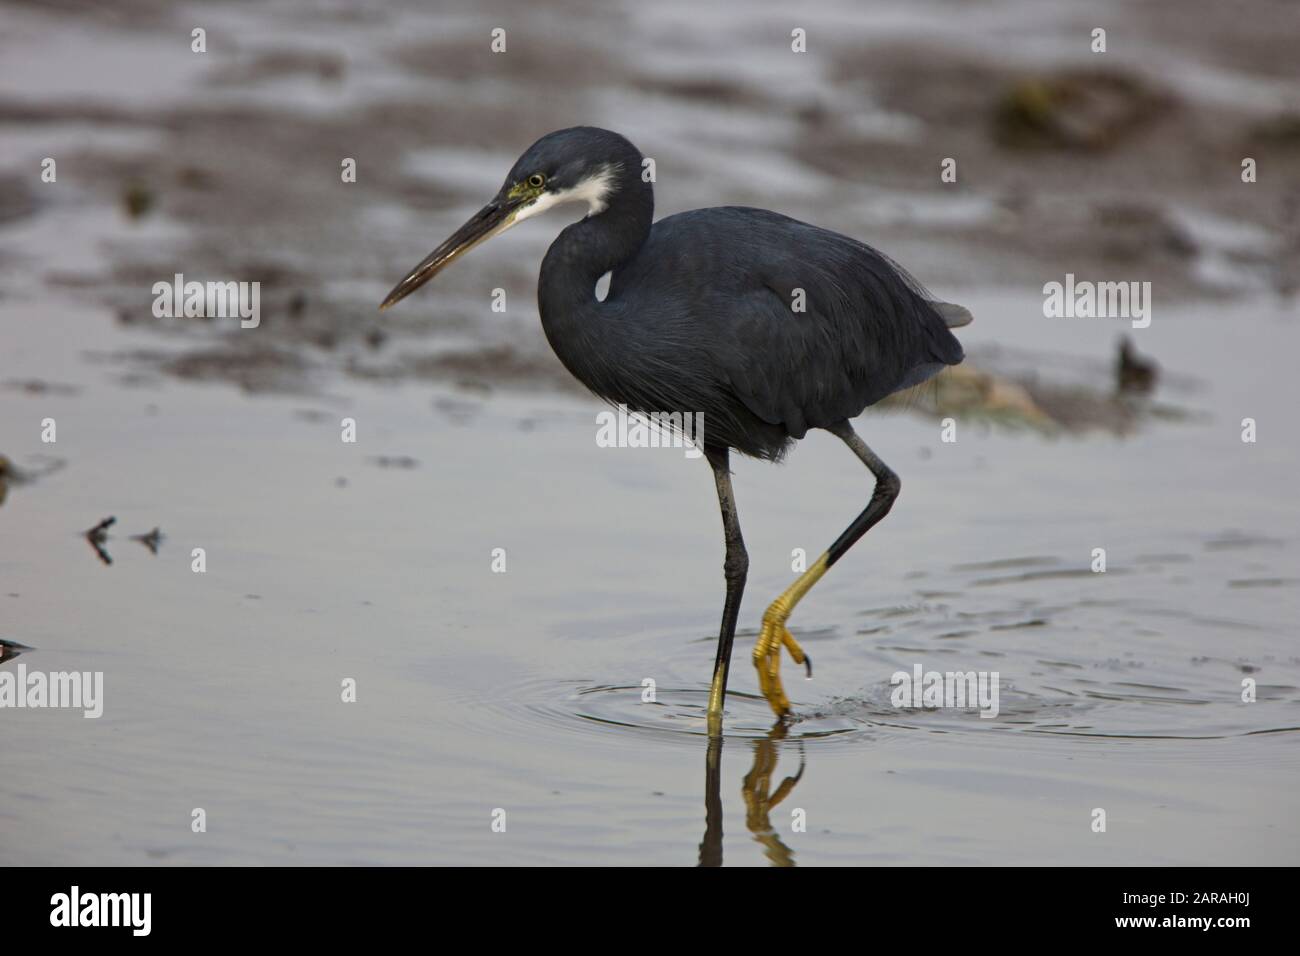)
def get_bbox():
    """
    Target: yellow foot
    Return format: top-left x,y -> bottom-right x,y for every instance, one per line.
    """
752,608 -> 812,717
